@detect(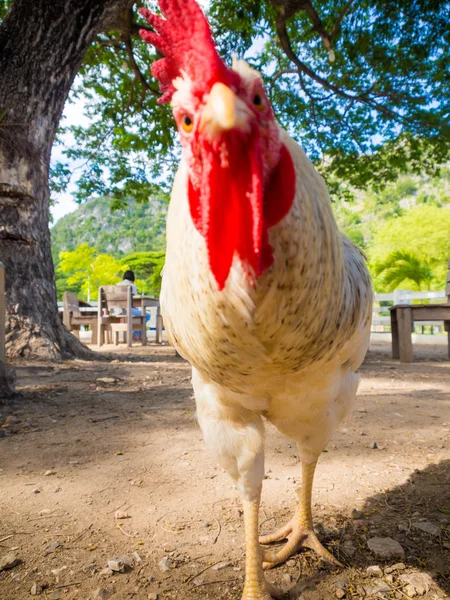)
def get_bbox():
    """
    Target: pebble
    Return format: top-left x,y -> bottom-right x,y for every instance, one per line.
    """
148,593 -> 158,600
132,551 -> 142,563
352,519 -> 366,531
371,442 -> 378,449
159,557 -> 171,572
281,573 -> 293,584
335,588 -> 345,599
92,589 -> 112,600
212,561 -> 232,570
48,592 -> 61,600
97,377 -> 116,384
367,537 -> 405,559
115,510 -> 131,519
341,540 -> 357,557
30,582 -> 38,596
46,541 -> 61,552
0,552 -> 20,571
384,563 -> 406,574
286,559 -> 297,567
45,470 -> 56,476
412,521 -> 440,536
108,558 -> 125,572
33,488 -> 41,494
351,509 -> 365,520
364,578 -> 391,595
99,567 -> 114,577
366,565 -> 383,577
2,415 -> 20,427
399,573 -> 433,597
